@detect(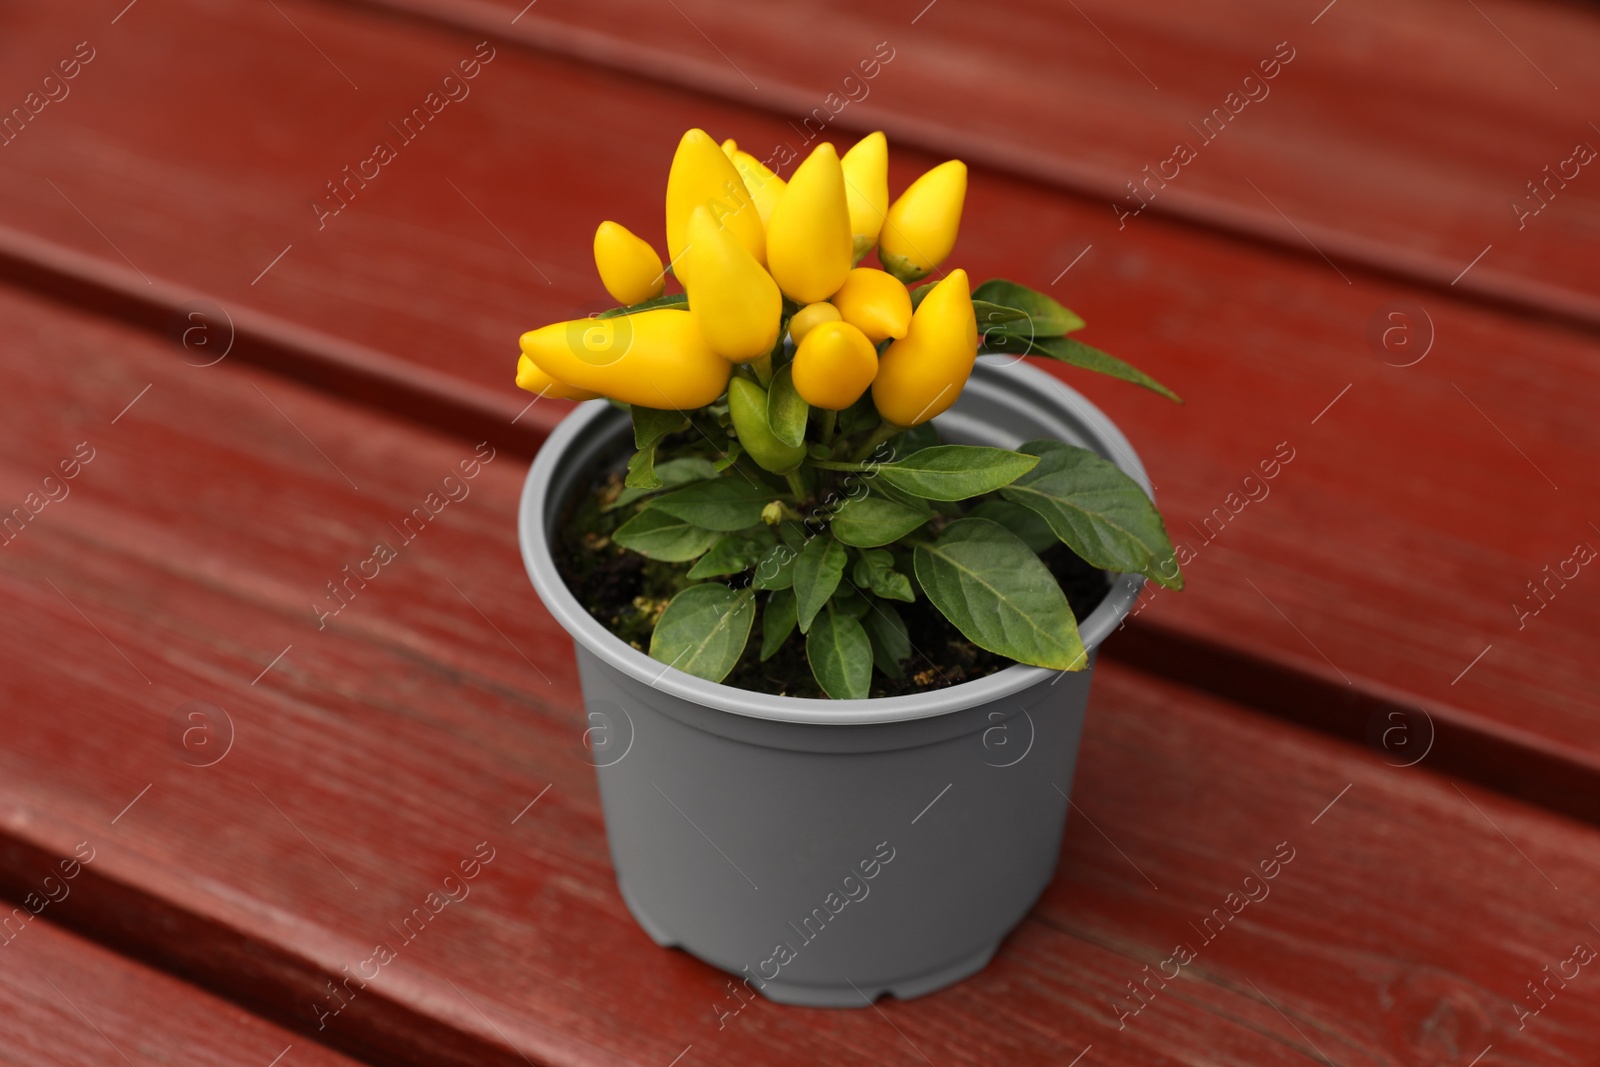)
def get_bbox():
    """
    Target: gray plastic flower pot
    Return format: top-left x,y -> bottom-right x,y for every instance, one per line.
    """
517,358 -> 1151,1008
